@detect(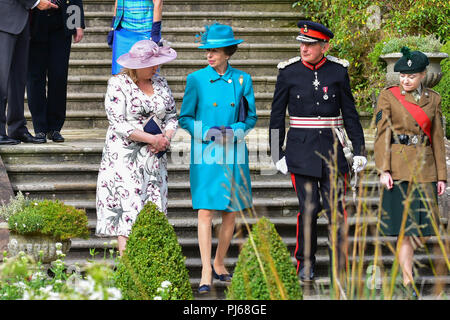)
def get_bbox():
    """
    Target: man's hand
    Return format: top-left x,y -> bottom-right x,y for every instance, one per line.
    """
275,156 -> 288,175
36,0 -> 58,10
352,156 -> 367,173
73,28 -> 84,43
